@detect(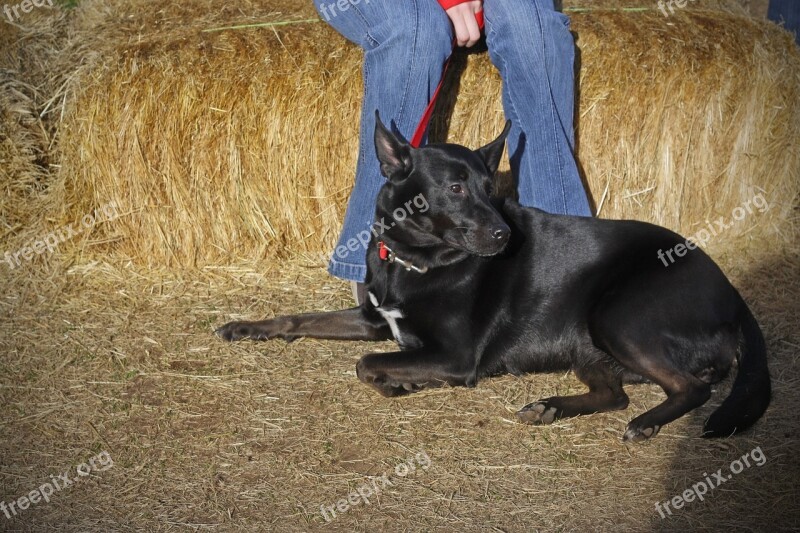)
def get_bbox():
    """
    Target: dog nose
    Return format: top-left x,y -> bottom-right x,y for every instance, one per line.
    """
491,225 -> 511,241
